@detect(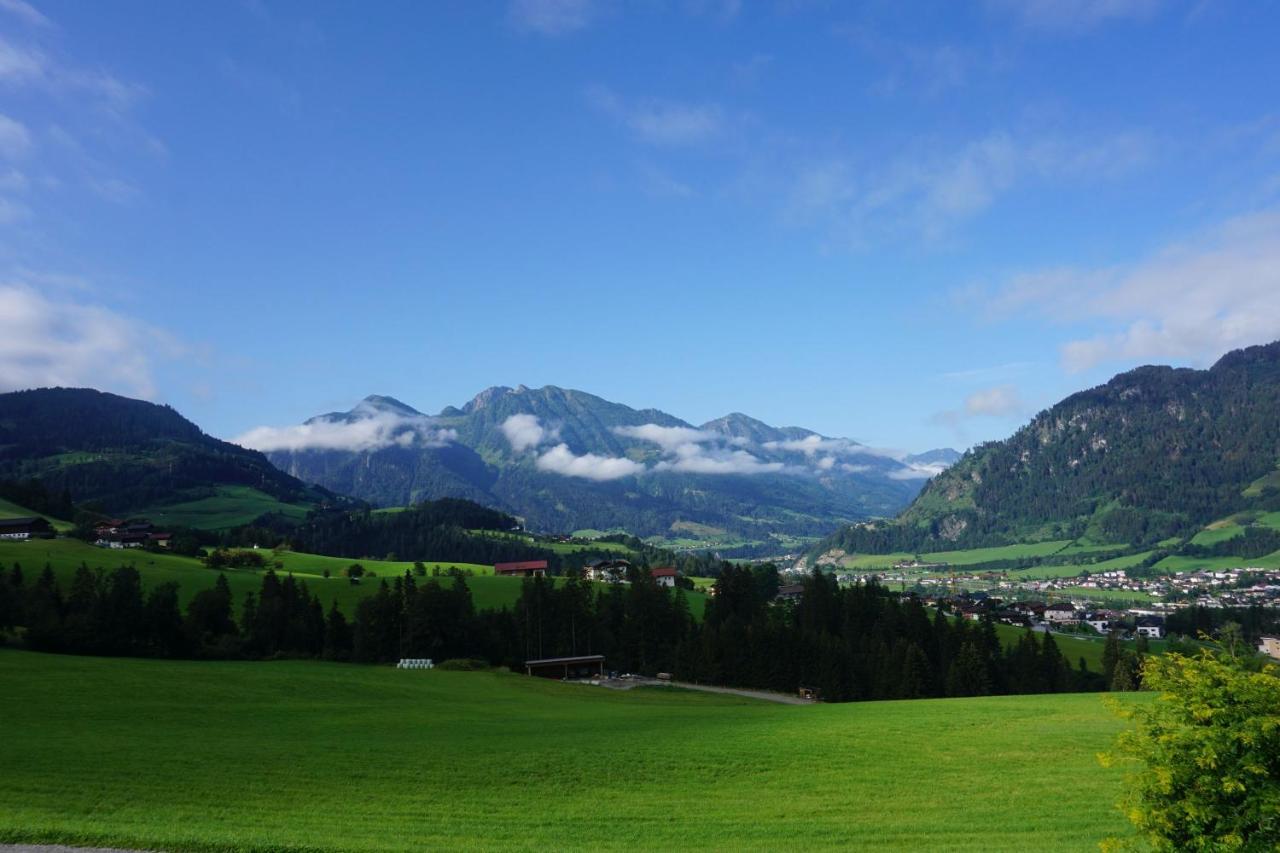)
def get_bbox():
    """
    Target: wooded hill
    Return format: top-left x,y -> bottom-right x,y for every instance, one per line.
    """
814,341 -> 1280,556
0,388 -> 335,519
